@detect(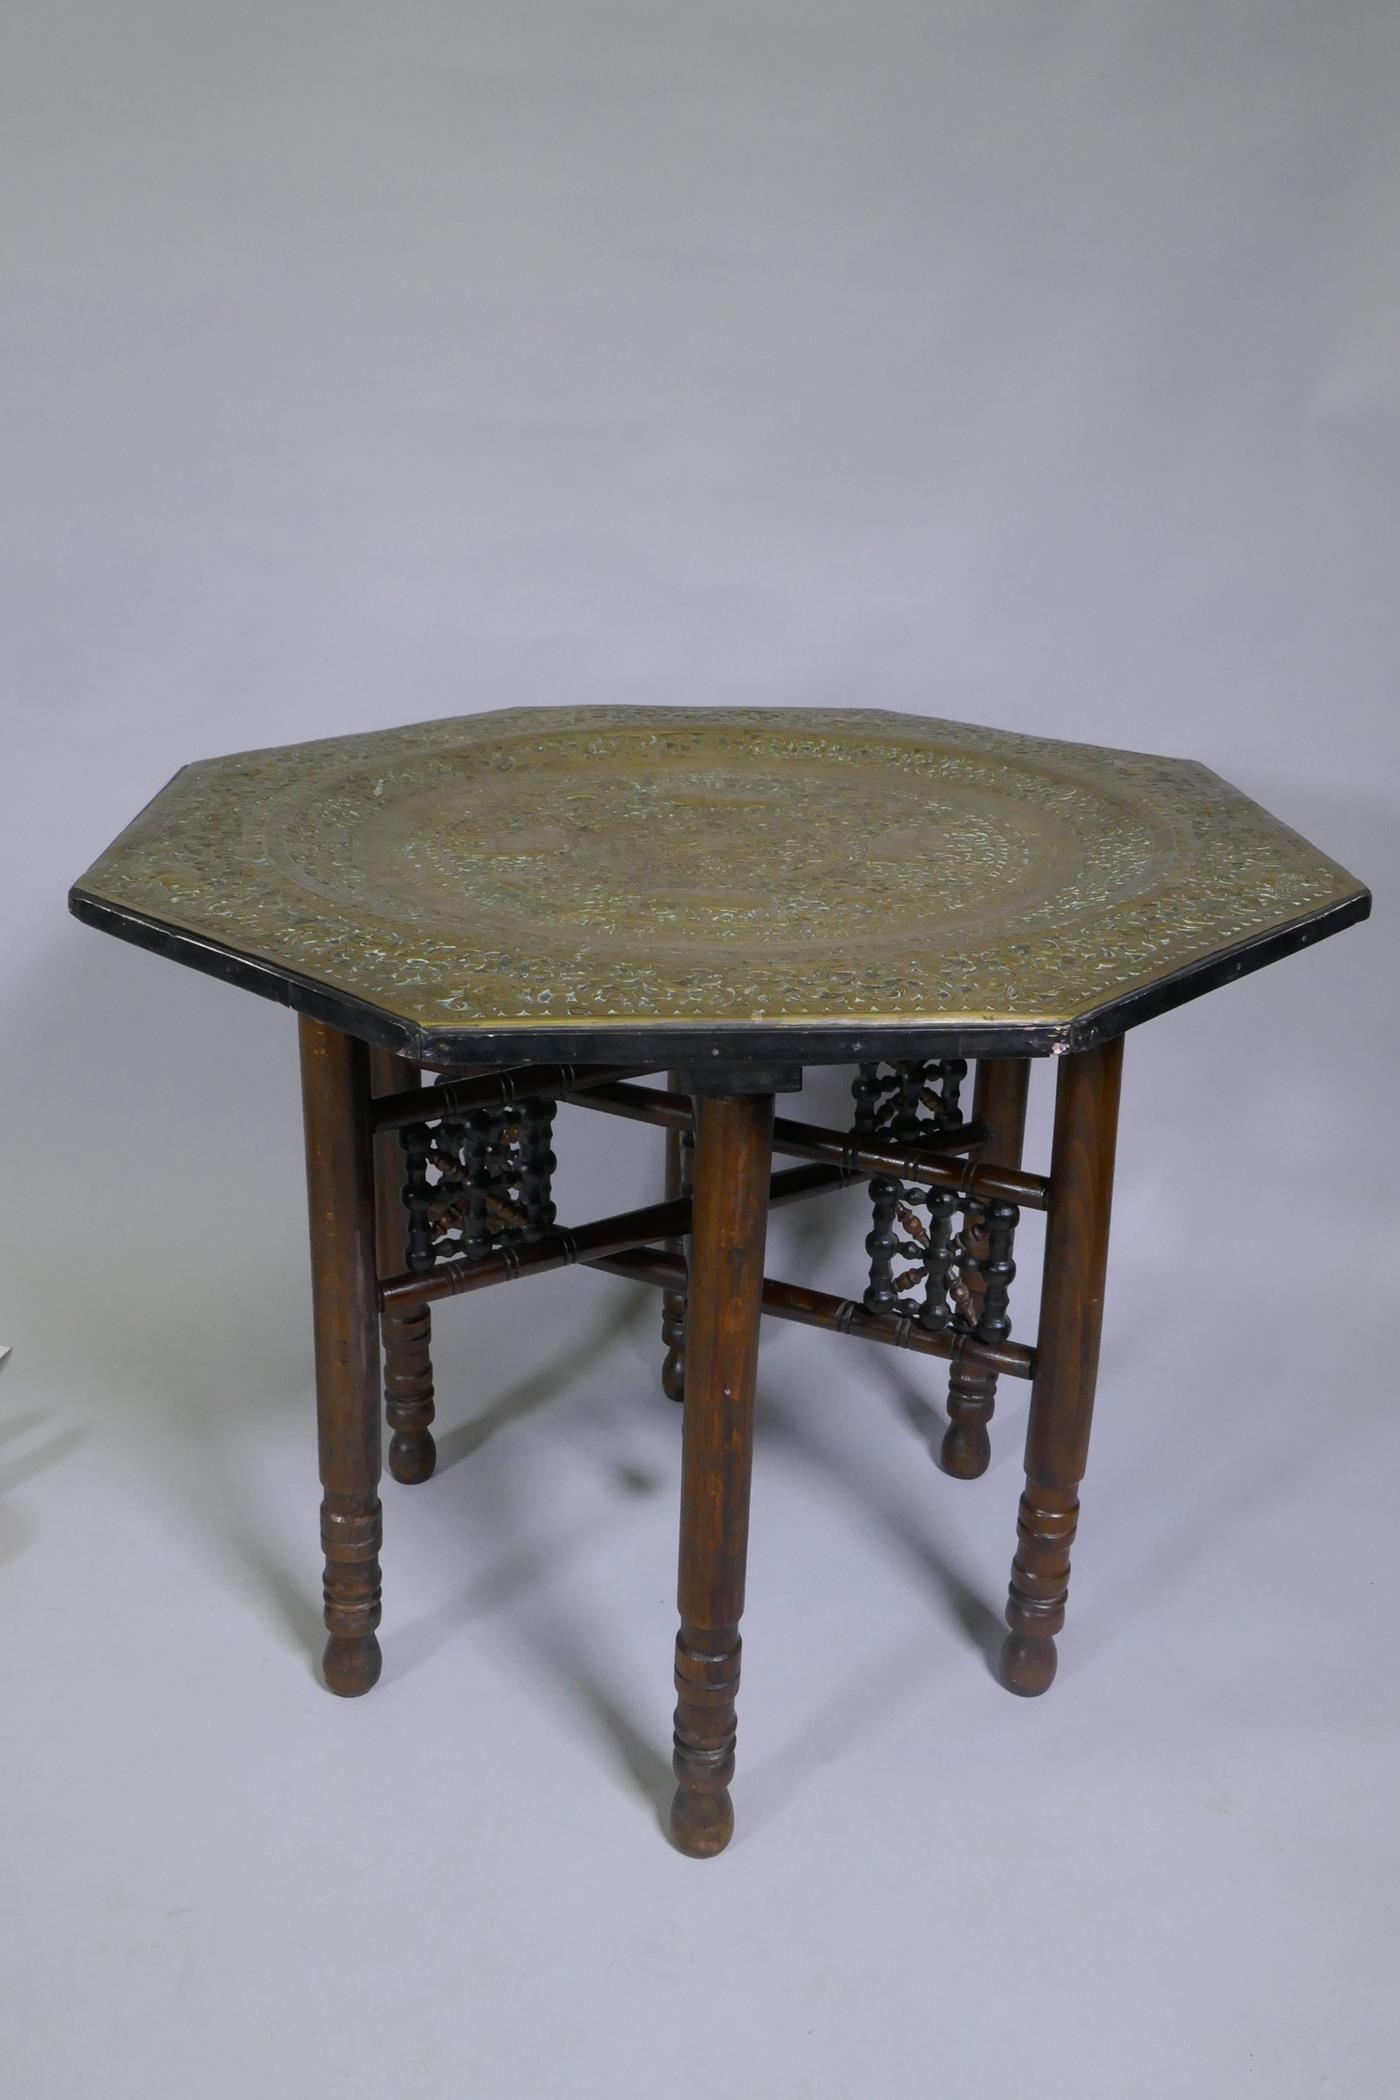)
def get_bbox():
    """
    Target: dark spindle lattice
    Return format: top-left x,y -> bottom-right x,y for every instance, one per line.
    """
397,1079 -> 558,1271
402,1123 -> 437,1276
519,1094 -> 559,1235
852,1060 -> 1019,1346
